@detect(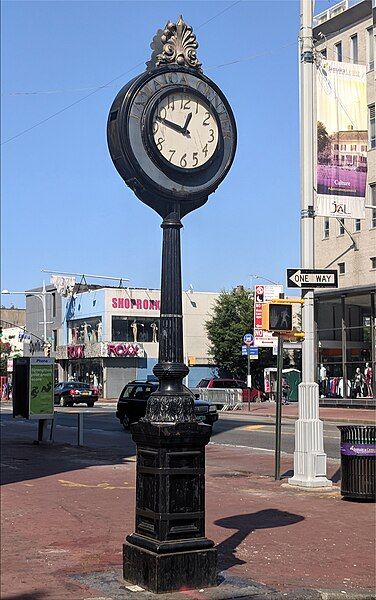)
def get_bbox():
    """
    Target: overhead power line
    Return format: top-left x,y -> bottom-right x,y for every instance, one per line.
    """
1,1 -> 243,146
